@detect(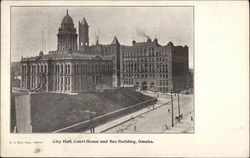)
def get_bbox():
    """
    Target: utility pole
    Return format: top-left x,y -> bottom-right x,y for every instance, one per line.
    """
171,90 -> 174,127
41,31 -> 44,52
177,89 -> 181,123
84,110 -> 96,133
21,48 -> 23,58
